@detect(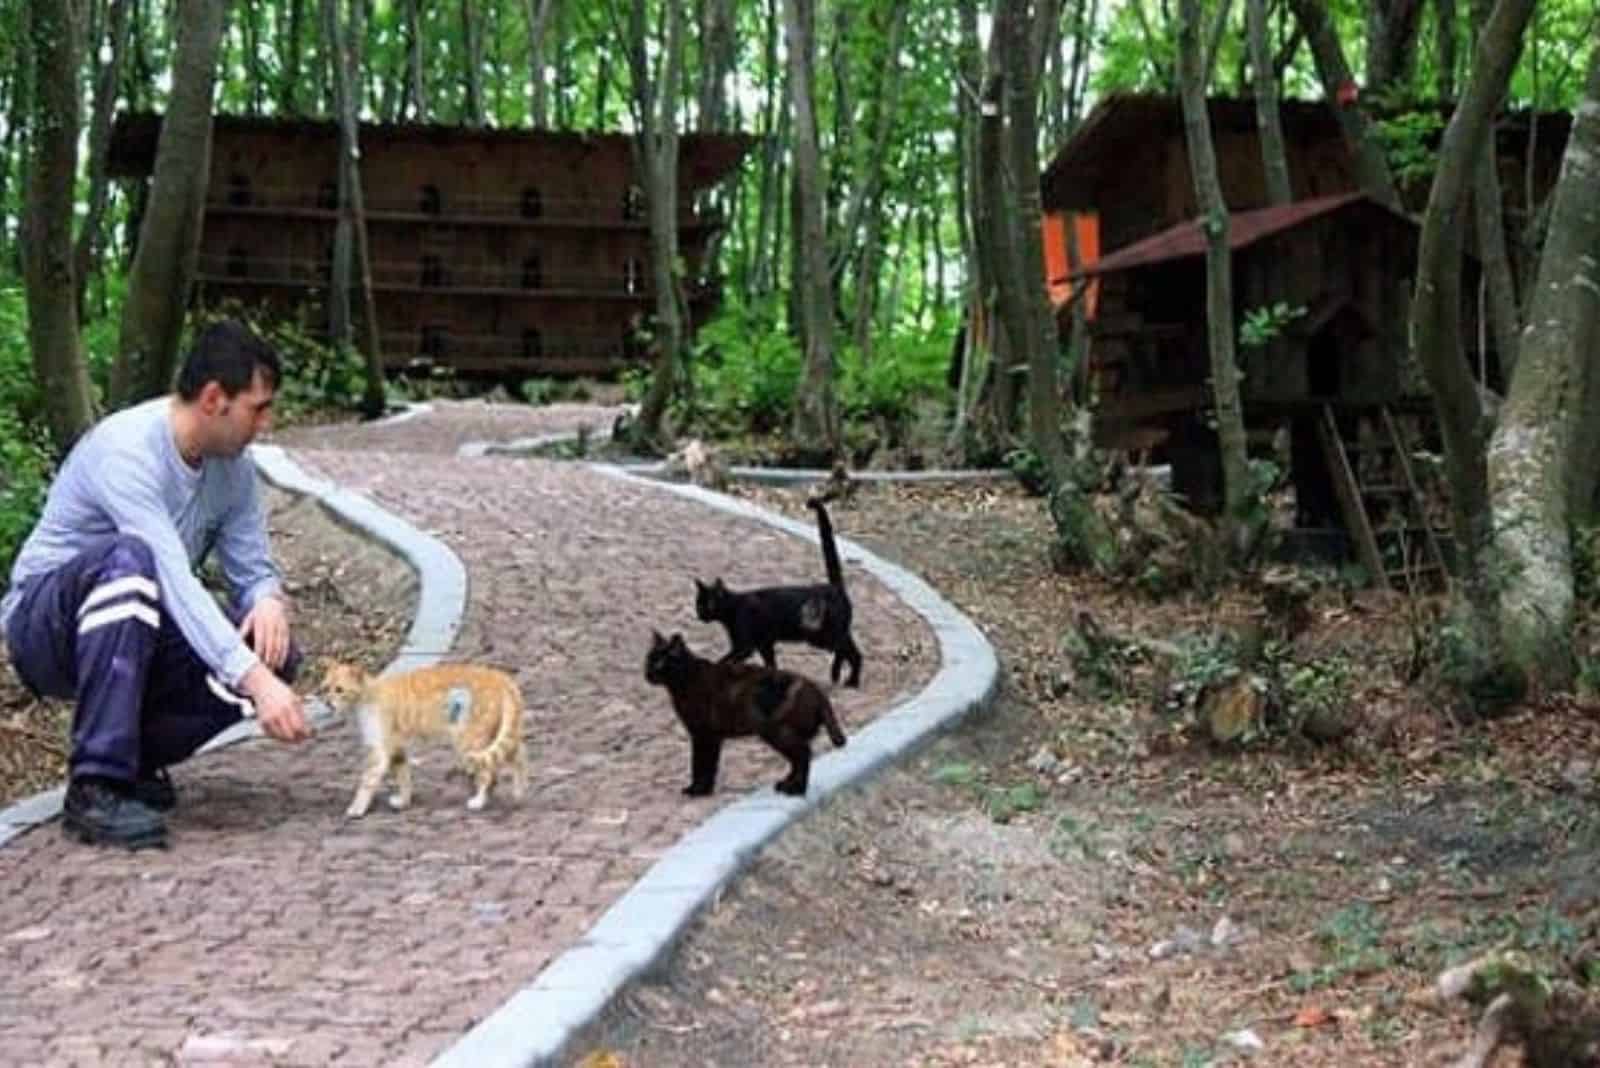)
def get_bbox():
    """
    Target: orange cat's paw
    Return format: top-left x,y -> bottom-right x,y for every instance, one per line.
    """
345,800 -> 371,819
